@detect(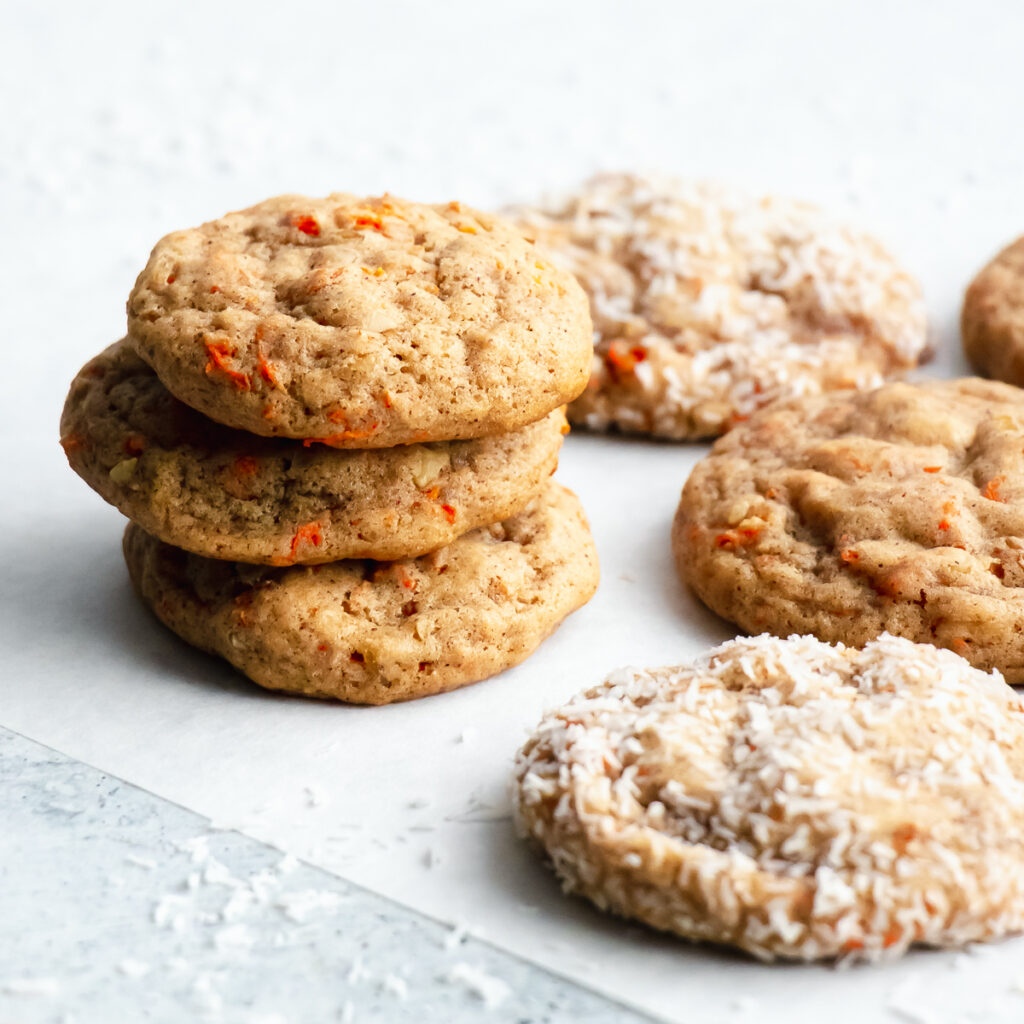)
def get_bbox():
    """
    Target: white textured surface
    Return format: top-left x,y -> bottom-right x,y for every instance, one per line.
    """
4,1 -> 1024,1022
